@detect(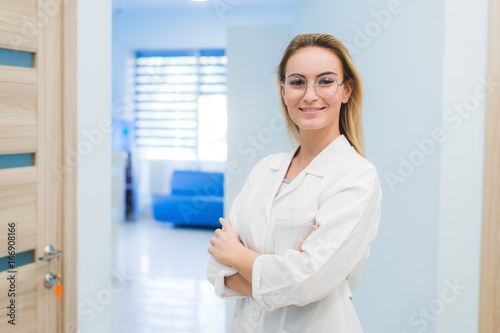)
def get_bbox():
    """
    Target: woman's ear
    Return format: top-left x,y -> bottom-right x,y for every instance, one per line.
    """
280,83 -> 288,106
341,79 -> 354,104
